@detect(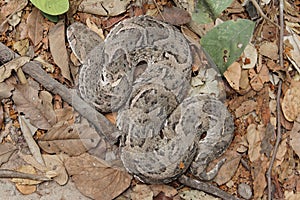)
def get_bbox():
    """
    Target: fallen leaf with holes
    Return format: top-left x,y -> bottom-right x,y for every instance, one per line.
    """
21,154 -> 68,185
224,62 -> 241,91
12,83 -> 56,129
290,116 -> 300,158
38,118 -> 100,156
282,80 -> 300,122
27,7 -> 44,46
43,154 -> 69,185
65,153 -> 132,200
49,21 -> 72,82
0,57 -> 30,83
235,100 -> 257,118
260,41 -> 279,60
